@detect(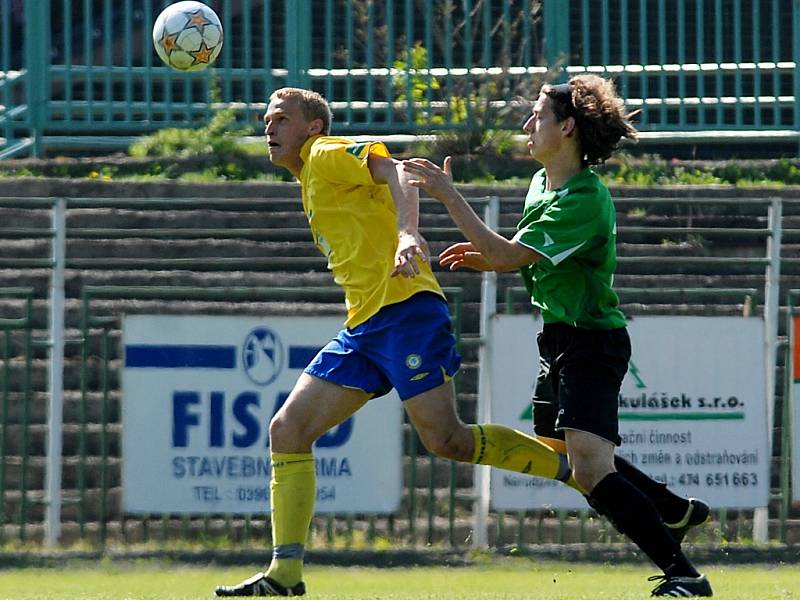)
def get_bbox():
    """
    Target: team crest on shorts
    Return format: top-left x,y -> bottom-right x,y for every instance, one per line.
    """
405,353 -> 422,369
